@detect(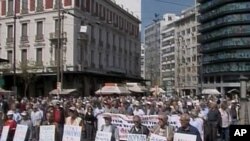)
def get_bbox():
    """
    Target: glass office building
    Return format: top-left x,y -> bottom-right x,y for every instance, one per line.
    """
198,0 -> 250,94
